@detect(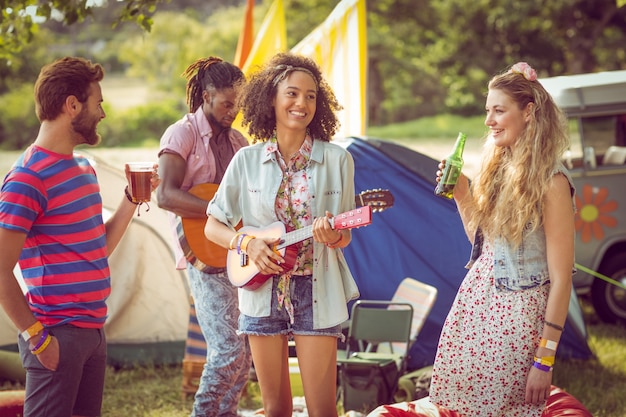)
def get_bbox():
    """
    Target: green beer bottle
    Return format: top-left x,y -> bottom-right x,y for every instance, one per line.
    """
434,132 -> 467,199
